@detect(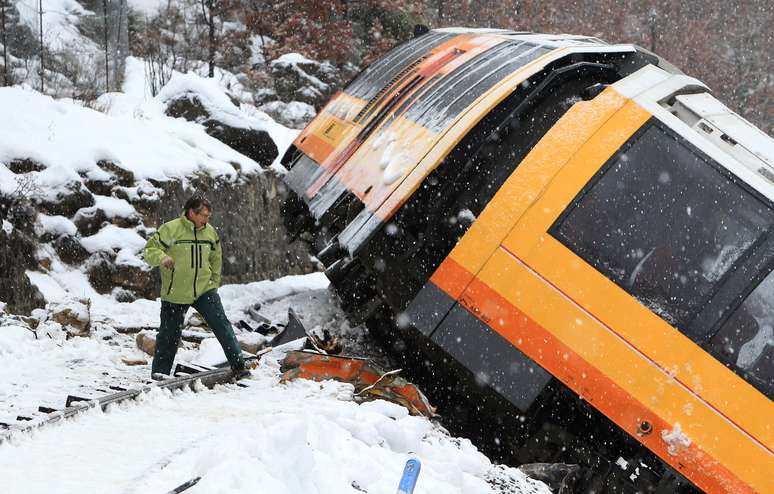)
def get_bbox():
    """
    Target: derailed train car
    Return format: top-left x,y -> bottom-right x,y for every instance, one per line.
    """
280,28 -> 774,493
